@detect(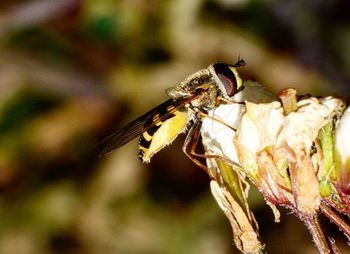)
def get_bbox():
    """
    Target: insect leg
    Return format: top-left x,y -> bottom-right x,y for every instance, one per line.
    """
183,121 -> 215,179
217,96 -> 245,105
183,119 -> 243,178
189,112 -> 244,172
198,111 -> 236,132
190,152 -> 243,173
